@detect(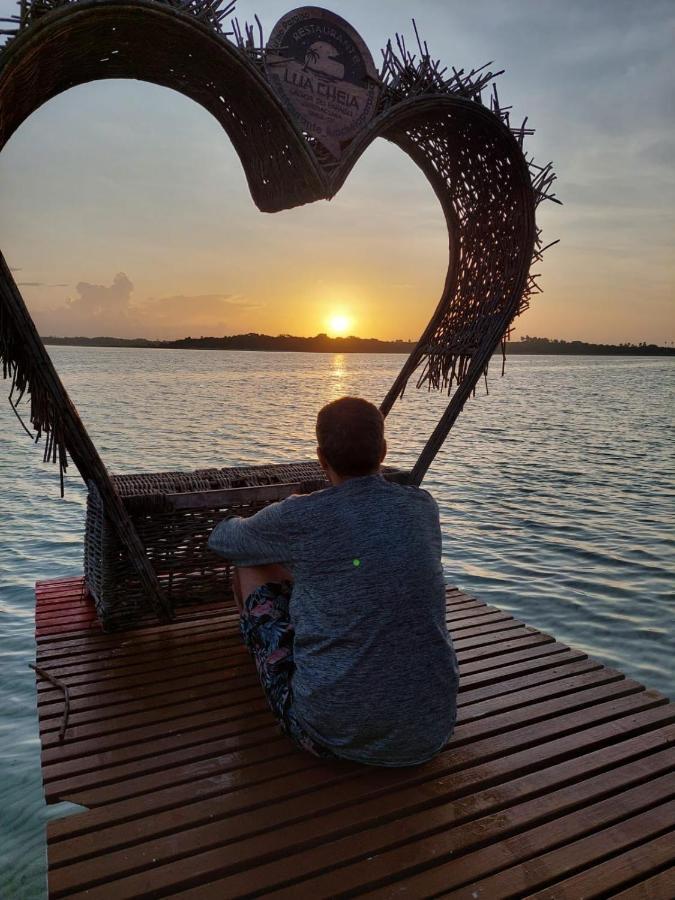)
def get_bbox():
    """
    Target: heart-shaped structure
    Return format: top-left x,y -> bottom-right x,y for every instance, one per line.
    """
0,0 -> 558,622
